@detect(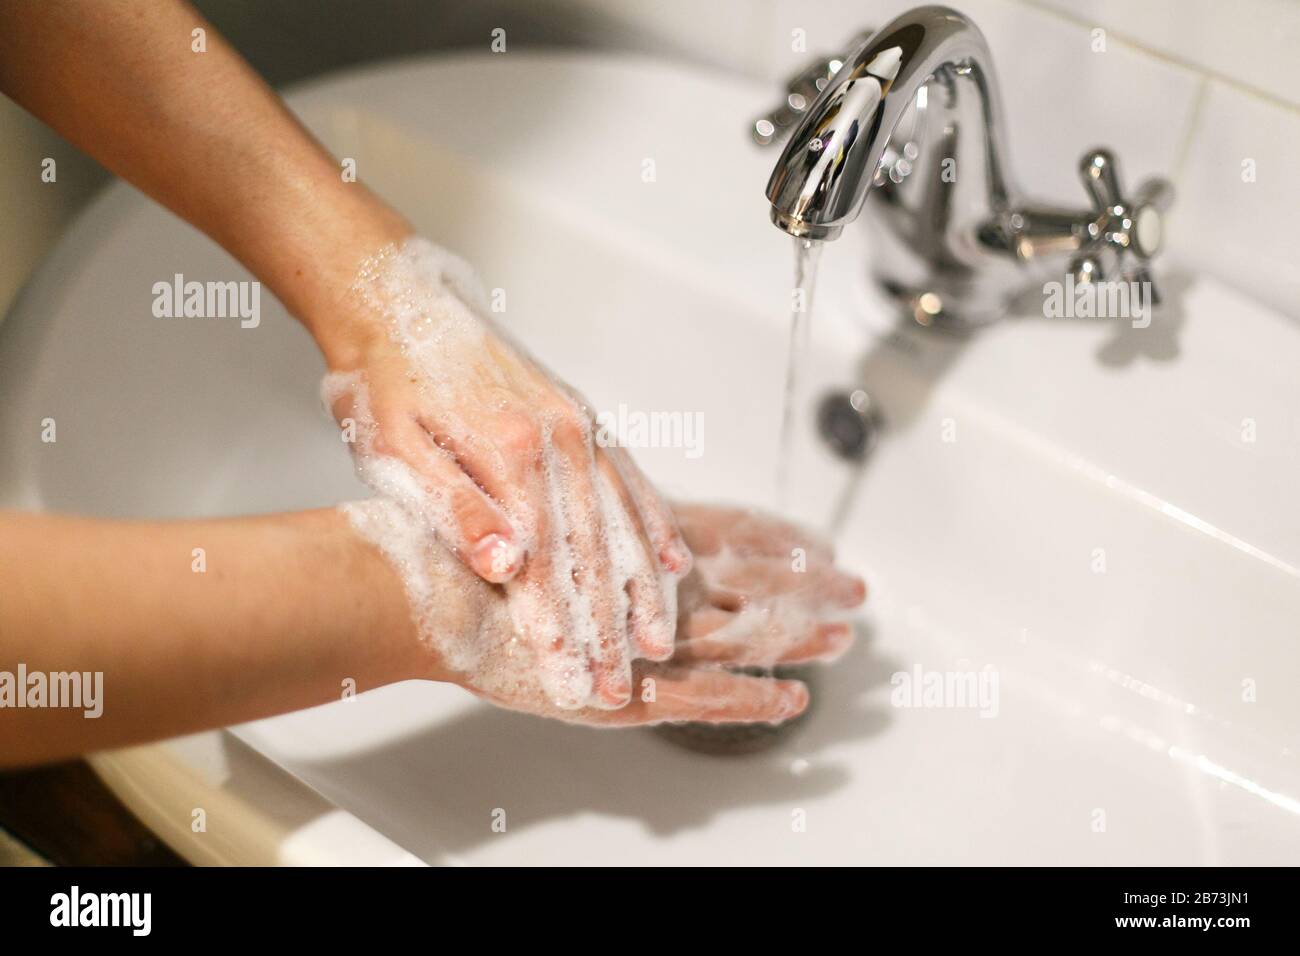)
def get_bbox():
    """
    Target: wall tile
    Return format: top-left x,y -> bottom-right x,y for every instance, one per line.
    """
1169,80 -> 1300,320
3,0 -> 1291,326
1035,0 -> 1300,108
761,0 -> 1201,206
